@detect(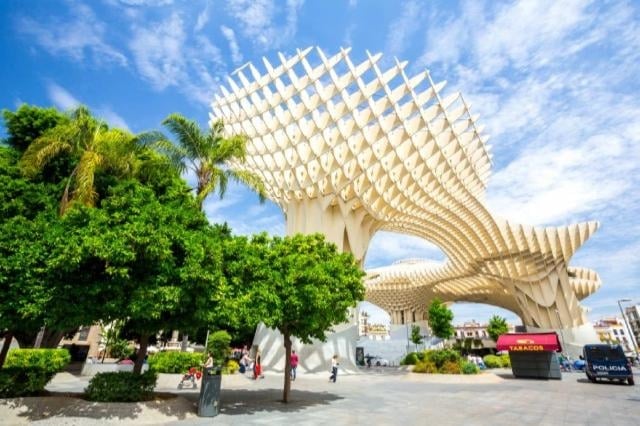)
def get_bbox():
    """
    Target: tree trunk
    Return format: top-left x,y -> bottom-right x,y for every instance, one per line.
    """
13,328 -> 67,349
0,331 -> 14,368
133,334 -> 149,375
282,332 -> 292,403
42,329 -> 66,348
